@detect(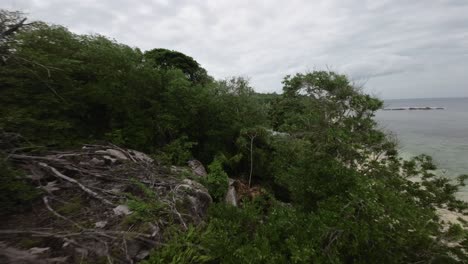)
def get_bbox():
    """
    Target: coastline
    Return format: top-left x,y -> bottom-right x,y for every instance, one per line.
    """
397,149 -> 468,202
393,150 -> 468,228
